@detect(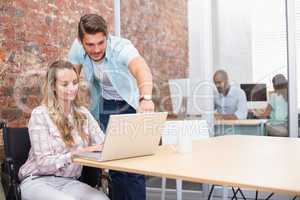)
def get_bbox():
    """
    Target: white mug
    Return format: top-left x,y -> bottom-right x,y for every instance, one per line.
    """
177,128 -> 192,153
